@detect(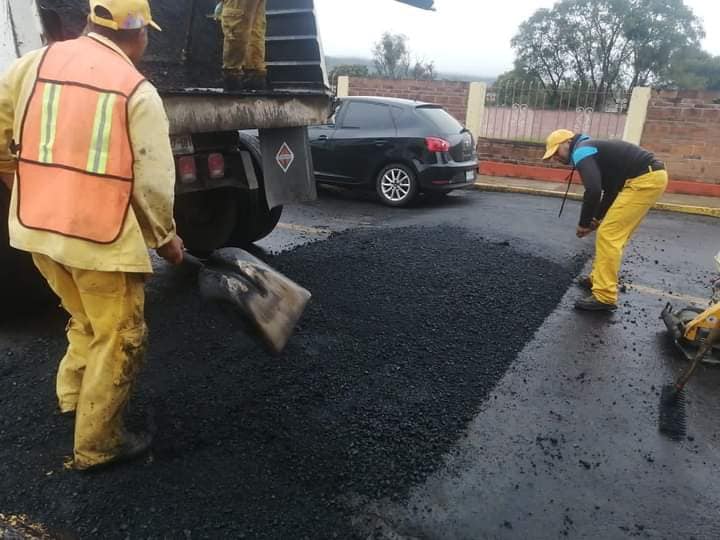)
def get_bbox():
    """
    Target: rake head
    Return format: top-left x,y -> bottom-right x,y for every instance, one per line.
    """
658,384 -> 687,441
